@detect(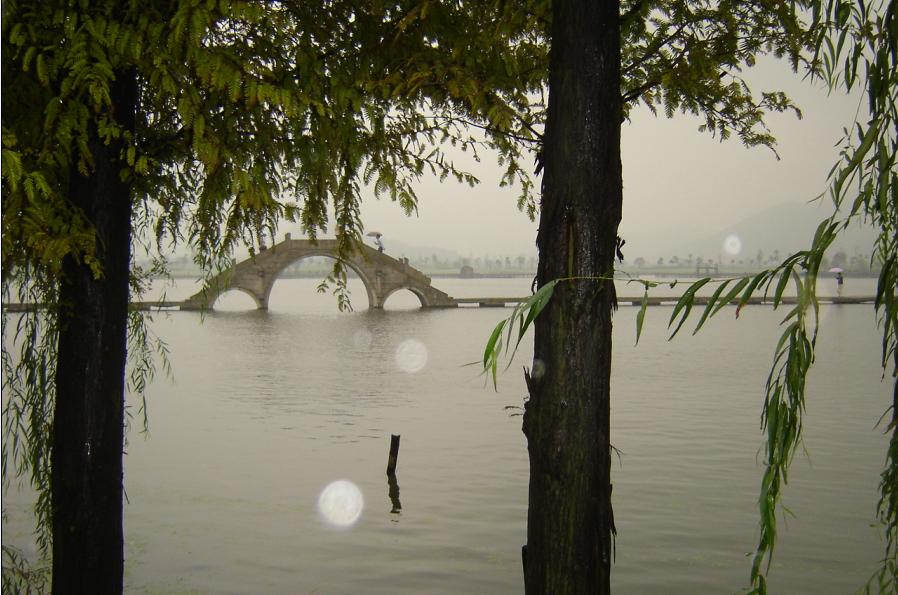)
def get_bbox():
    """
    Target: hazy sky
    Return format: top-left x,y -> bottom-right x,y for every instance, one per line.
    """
336,58 -> 863,260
